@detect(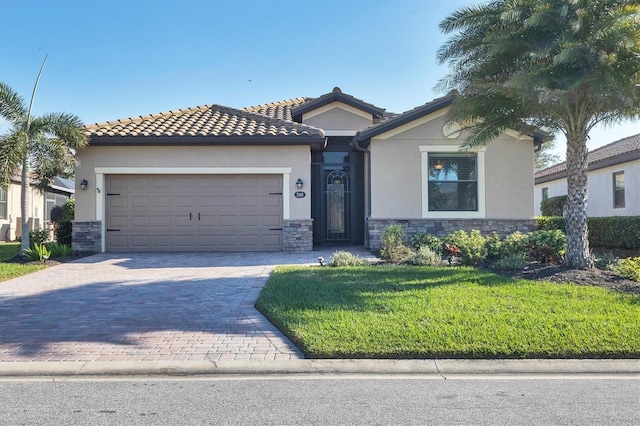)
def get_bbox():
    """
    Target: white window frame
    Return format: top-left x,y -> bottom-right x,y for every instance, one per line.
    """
419,145 -> 486,218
